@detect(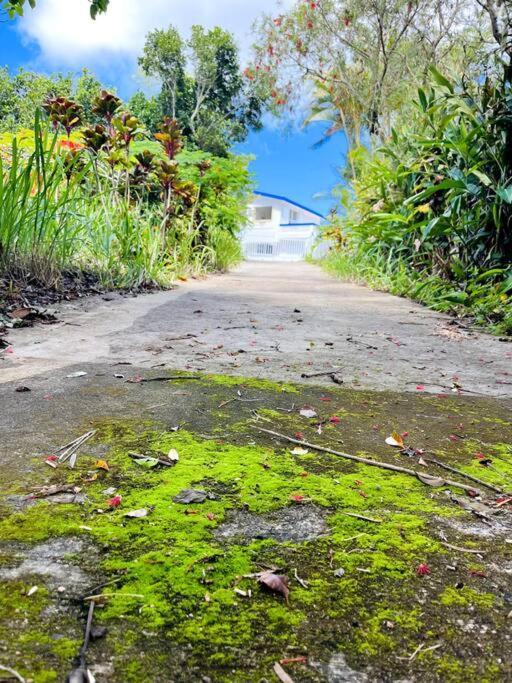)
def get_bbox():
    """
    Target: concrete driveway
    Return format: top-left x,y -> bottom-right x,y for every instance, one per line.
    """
2,261 -> 511,398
